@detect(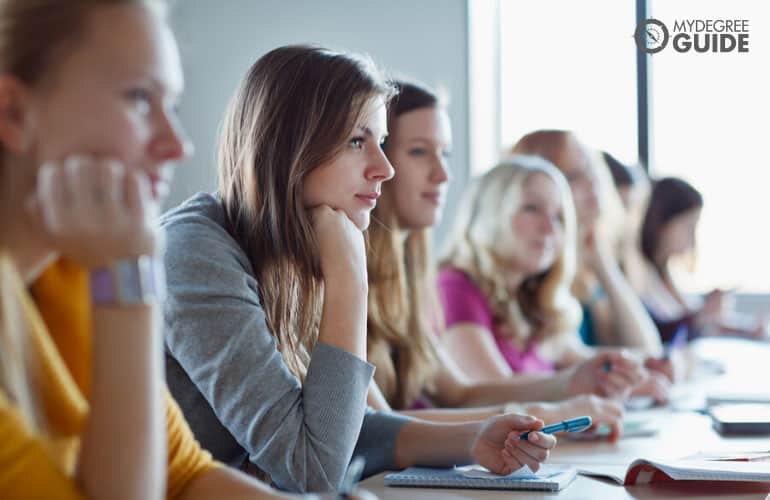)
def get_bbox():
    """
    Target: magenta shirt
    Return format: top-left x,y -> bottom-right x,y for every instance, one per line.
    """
437,267 -> 554,374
